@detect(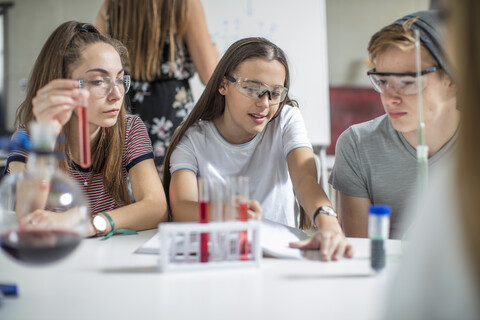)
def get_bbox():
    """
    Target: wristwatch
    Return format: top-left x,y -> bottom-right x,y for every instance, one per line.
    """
92,214 -> 108,236
313,206 -> 337,229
